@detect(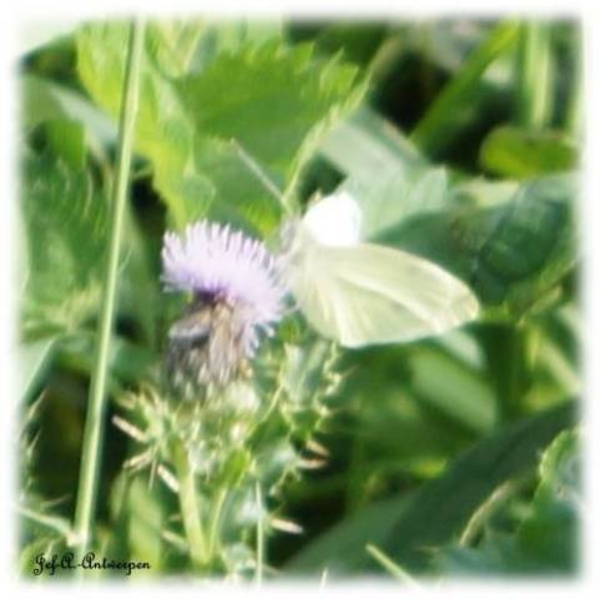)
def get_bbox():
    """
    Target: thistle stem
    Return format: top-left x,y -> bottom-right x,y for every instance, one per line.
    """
207,487 -> 228,559
255,483 -> 264,586
173,439 -> 208,570
72,20 -> 145,556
